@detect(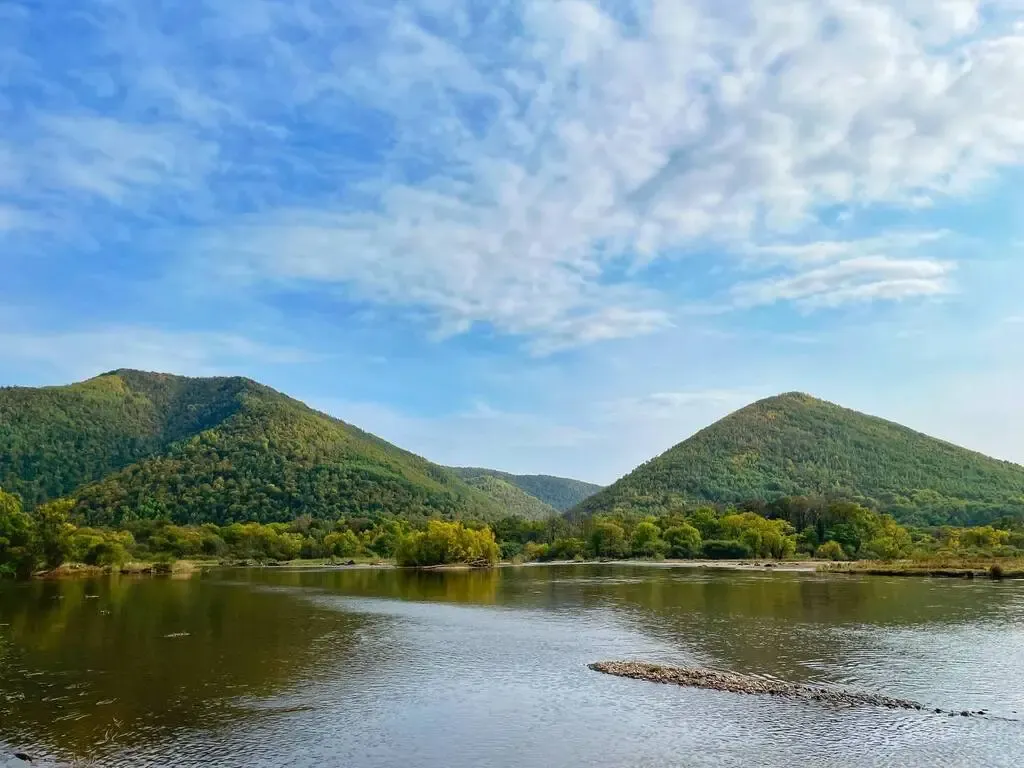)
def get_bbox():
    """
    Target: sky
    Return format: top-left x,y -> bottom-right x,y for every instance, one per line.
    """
2,0 -> 1024,484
